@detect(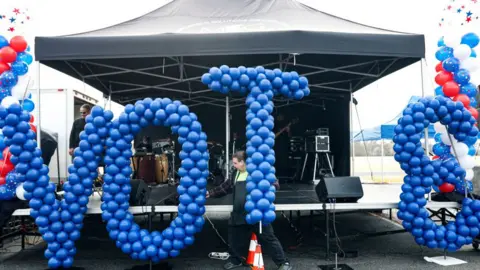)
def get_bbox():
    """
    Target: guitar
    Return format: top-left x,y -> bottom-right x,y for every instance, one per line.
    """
275,118 -> 299,138
237,118 -> 299,149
